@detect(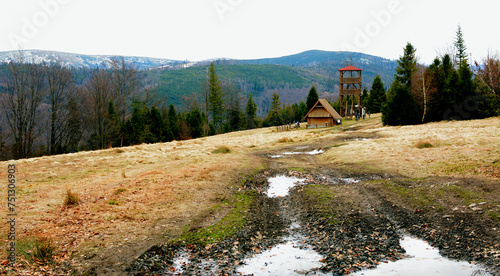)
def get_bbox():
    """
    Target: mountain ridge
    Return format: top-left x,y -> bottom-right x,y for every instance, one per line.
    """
0,49 -> 396,70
